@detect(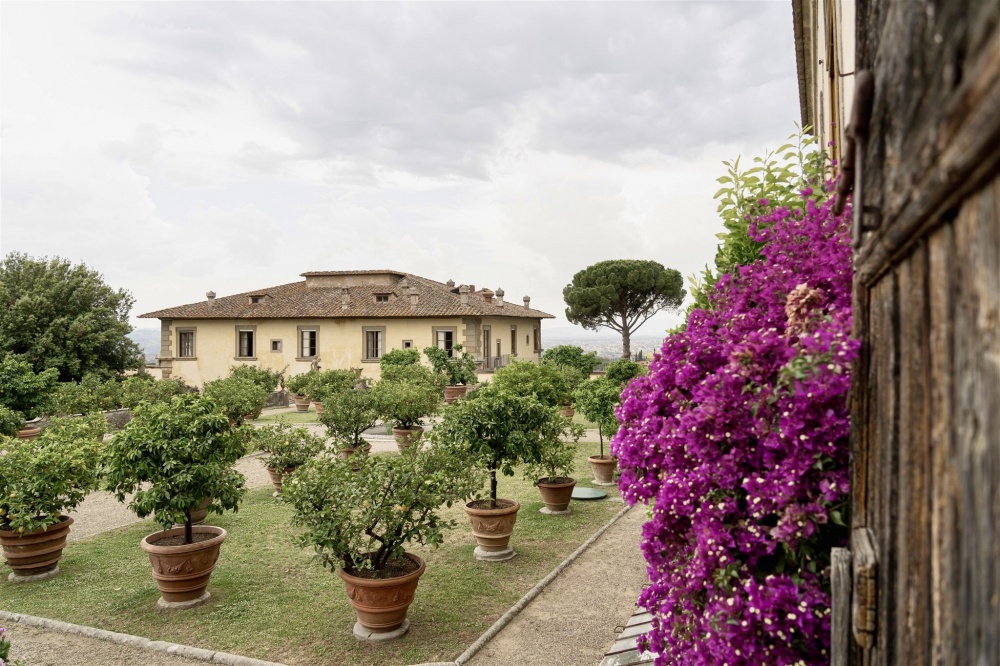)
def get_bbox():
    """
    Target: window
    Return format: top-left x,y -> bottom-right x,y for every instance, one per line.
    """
533,327 -> 540,353
402,340 -> 413,349
250,296 -> 263,304
510,326 -> 517,356
363,327 -> 385,361
433,327 -> 456,357
375,294 -> 390,303
177,329 -> 196,358
271,340 -> 282,353
235,326 -> 257,359
297,326 -> 318,359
